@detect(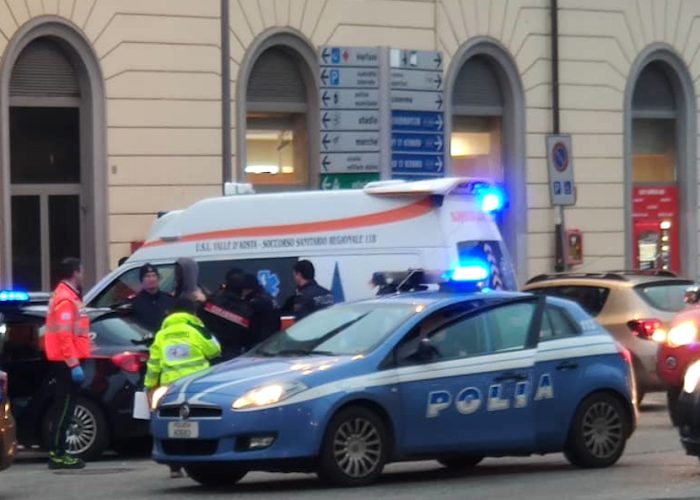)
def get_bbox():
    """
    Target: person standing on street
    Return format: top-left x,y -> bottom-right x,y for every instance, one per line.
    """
289,260 -> 335,321
241,273 -> 281,349
144,298 -> 221,478
44,257 -> 92,470
129,263 -> 175,333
